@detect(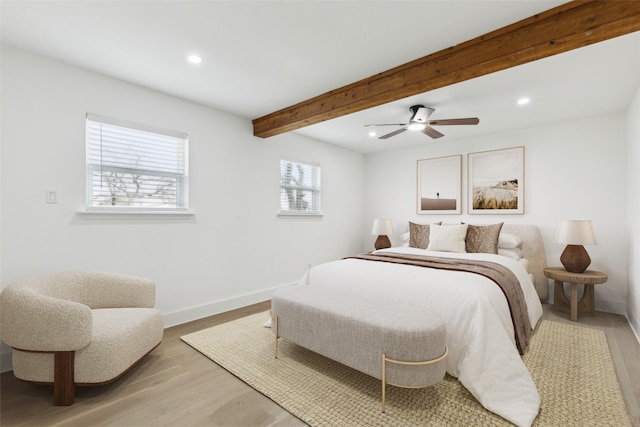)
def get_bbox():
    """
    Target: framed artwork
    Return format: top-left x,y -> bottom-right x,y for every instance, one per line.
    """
417,155 -> 462,214
468,146 -> 524,214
